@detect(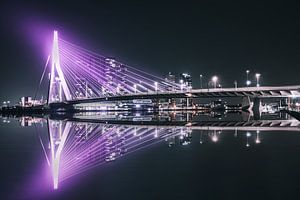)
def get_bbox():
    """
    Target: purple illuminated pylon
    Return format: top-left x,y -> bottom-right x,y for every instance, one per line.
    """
48,31 -> 71,104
